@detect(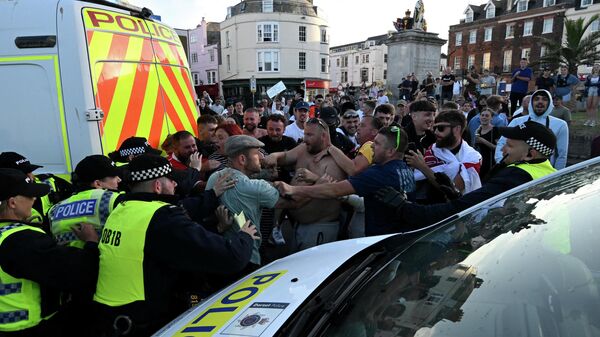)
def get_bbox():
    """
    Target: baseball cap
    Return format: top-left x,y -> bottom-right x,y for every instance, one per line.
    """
225,135 -> 264,157
73,155 -> 121,183
498,121 -> 556,157
0,168 -> 50,201
108,136 -> 162,163
319,106 -> 339,125
0,152 -> 42,174
128,154 -> 175,183
295,101 -> 310,110
397,99 -> 408,107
